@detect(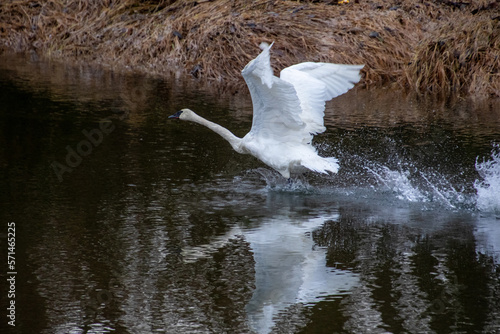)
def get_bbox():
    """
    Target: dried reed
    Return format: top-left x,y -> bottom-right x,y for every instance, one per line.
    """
406,15 -> 499,98
1,0 -> 499,98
